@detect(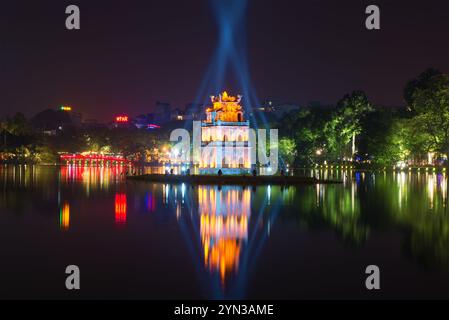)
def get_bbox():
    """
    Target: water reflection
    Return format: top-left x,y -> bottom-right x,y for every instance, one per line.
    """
59,202 -> 70,230
115,193 -> 127,225
158,183 -> 267,298
61,165 -> 125,195
199,186 -> 251,284
0,165 -> 447,298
